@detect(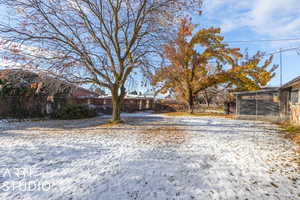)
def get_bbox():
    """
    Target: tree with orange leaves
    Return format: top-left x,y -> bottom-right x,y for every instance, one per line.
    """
152,19 -> 277,113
